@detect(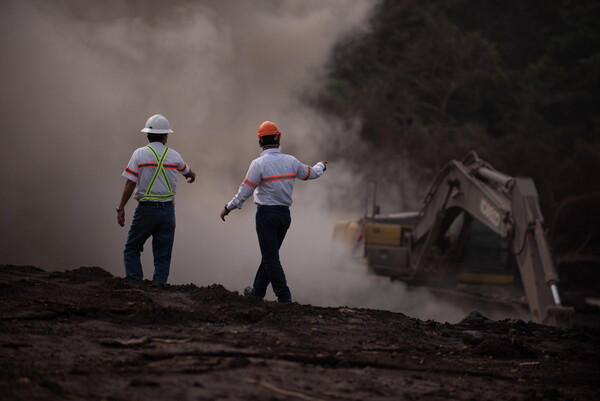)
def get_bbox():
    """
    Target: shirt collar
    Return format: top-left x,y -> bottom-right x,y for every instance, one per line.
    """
260,147 -> 281,156
148,142 -> 166,150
